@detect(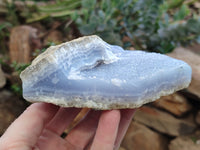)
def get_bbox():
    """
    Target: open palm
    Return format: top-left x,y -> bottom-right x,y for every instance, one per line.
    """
0,103 -> 135,150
